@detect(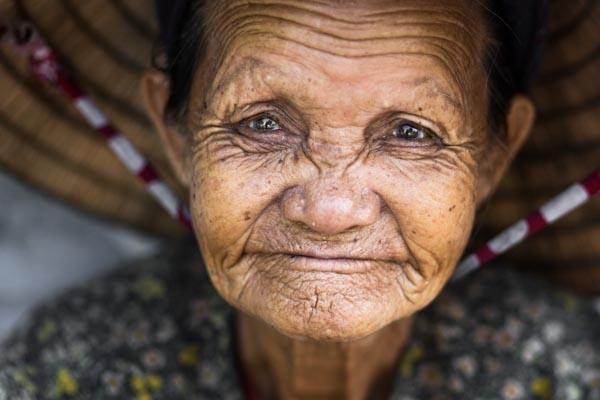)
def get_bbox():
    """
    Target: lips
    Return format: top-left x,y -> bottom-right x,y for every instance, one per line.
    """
247,232 -> 406,262
284,254 -> 390,273
282,246 -> 387,261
